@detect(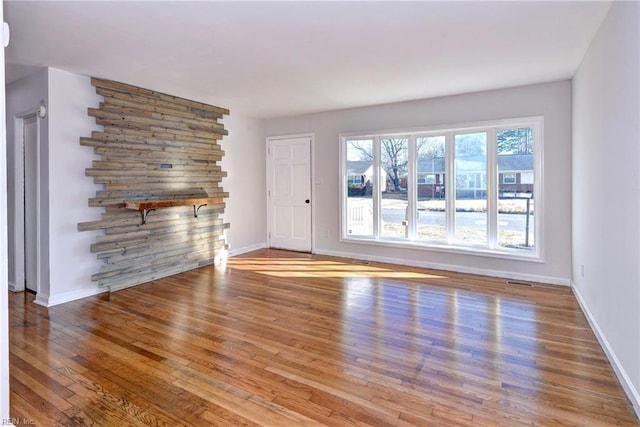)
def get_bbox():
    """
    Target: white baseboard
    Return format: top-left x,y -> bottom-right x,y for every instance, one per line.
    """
33,286 -> 107,307
572,283 -> 640,418
7,281 -> 19,292
32,293 -> 49,307
313,248 -> 570,286
228,242 -> 267,258
27,244 -> 266,307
